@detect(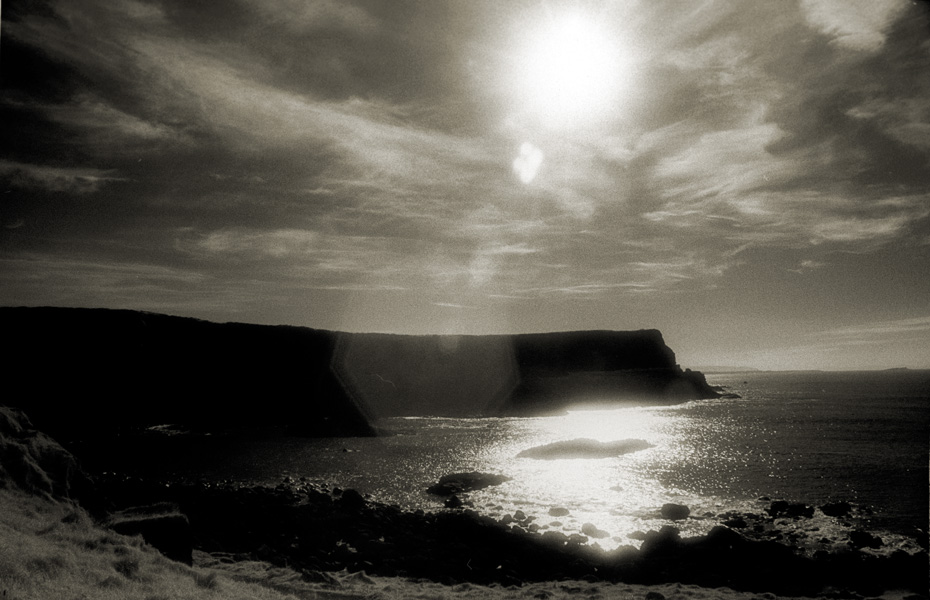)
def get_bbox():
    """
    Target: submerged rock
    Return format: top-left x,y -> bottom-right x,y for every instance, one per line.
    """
517,438 -> 653,460
427,472 -> 511,496
581,523 -> 610,539
766,501 -> 814,519
820,501 -> 852,518
848,530 -> 884,549
722,516 -> 748,529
